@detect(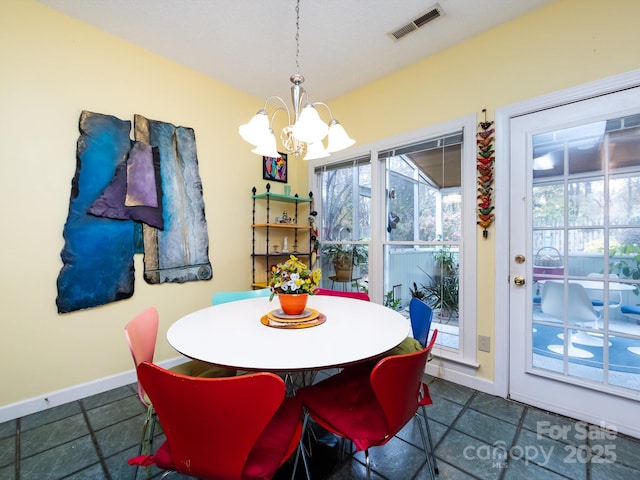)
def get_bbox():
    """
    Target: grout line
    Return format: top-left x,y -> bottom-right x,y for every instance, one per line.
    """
15,418 -> 20,480
431,387 -> 478,454
78,399 -> 112,480
497,405 -> 528,480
